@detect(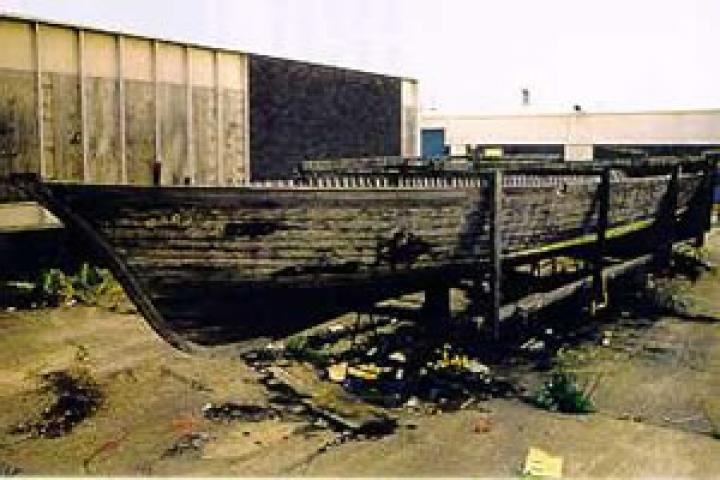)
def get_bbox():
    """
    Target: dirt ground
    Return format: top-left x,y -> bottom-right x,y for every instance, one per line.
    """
0,232 -> 719,477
